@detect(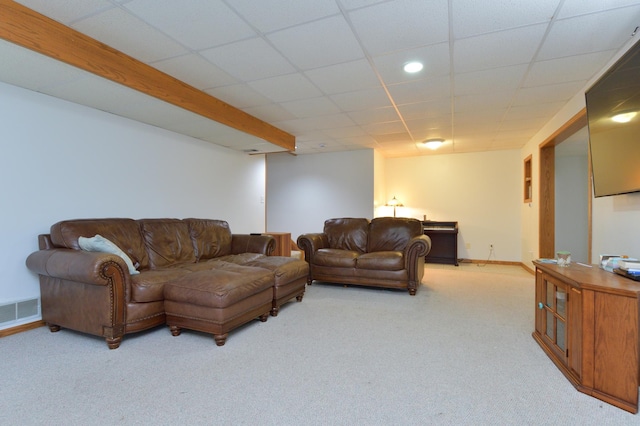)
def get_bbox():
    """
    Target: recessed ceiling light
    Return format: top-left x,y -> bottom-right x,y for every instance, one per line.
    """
403,61 -> 423,73
423,138 -> 444,149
